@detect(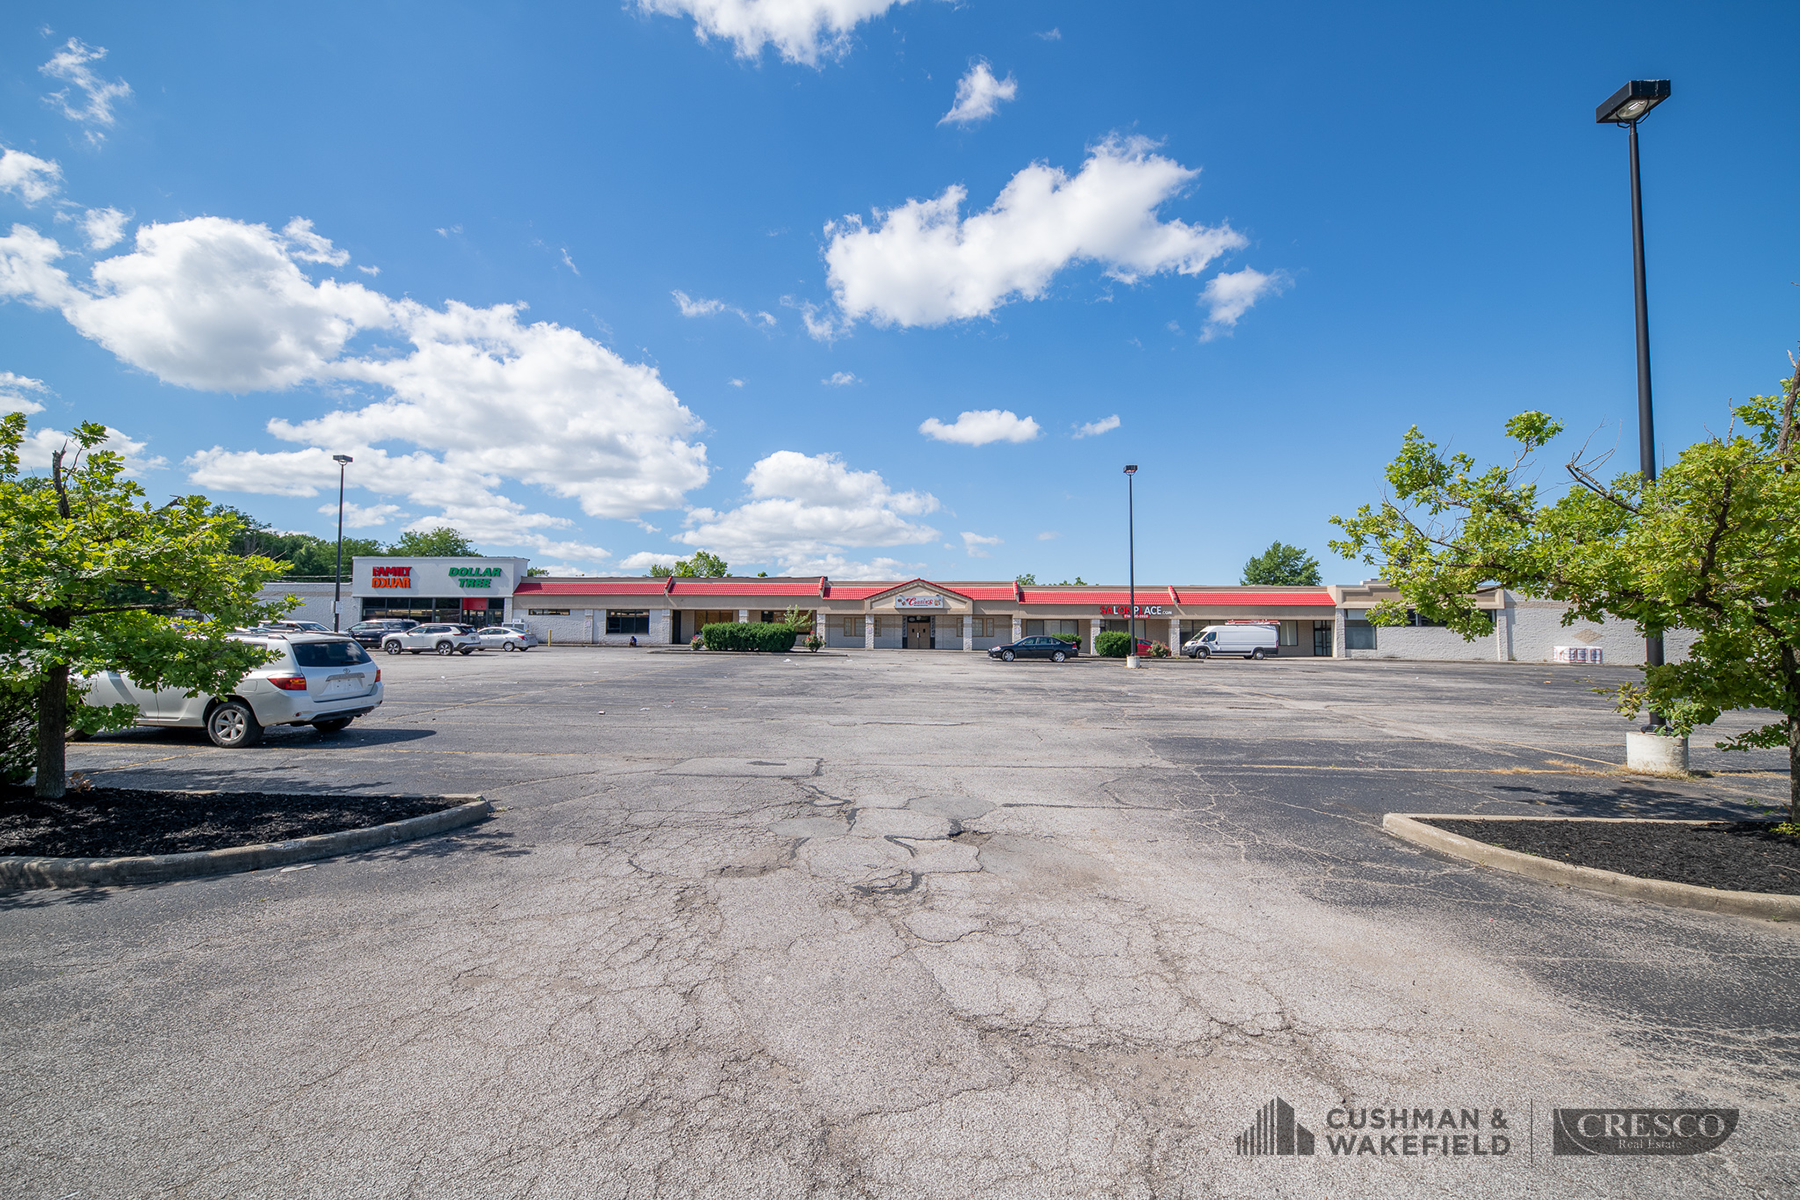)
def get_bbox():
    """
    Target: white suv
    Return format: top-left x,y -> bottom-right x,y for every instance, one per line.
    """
381,623 -> 482,656
82,633 -> 385,748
